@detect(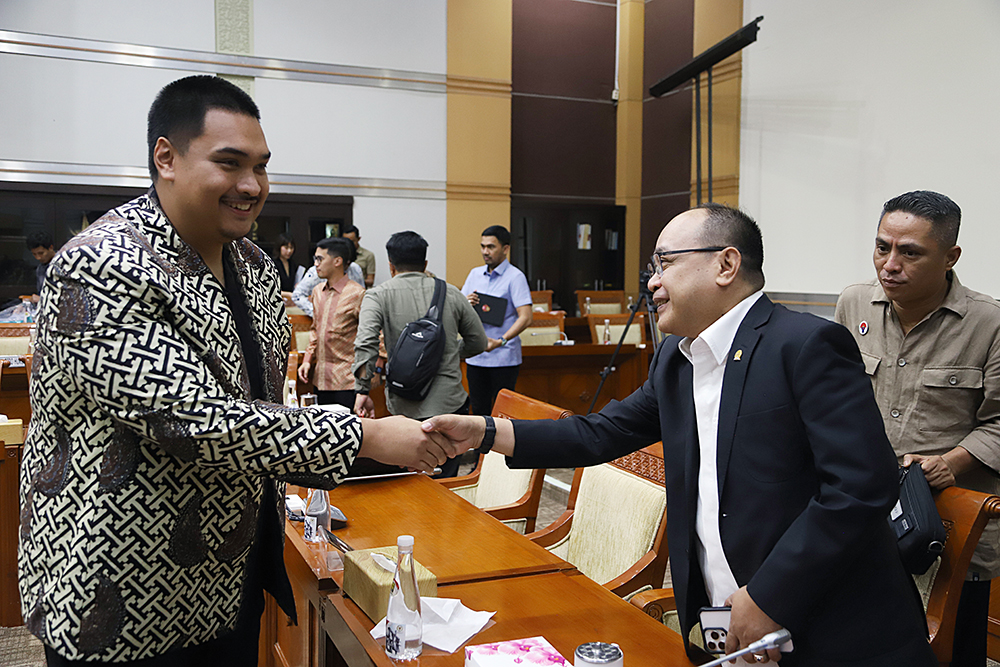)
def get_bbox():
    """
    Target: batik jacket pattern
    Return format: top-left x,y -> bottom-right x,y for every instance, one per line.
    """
18,191 -> 361,661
